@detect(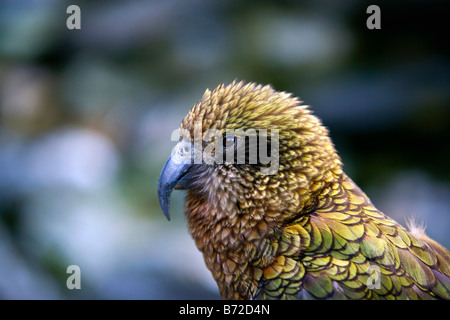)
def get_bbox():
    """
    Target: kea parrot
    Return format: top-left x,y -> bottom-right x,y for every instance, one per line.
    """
158,81 -> 450,300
